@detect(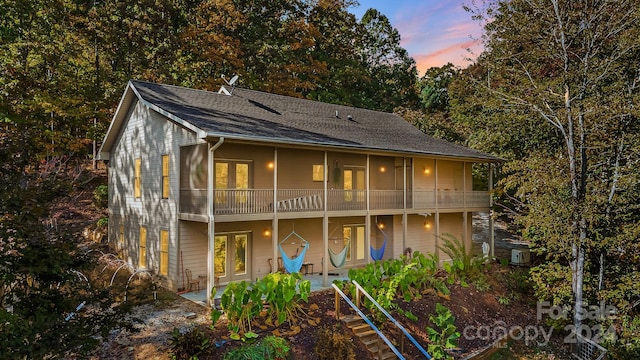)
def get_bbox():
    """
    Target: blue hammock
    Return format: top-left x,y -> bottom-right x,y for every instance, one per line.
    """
278,230 -> 309,273
370,238 -> 387,261
371,224 -> 387,261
